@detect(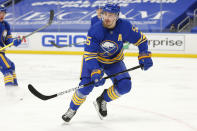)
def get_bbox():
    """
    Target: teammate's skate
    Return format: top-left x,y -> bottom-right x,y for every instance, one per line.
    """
62,108 -> 76,123
93,91 -> 107,120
